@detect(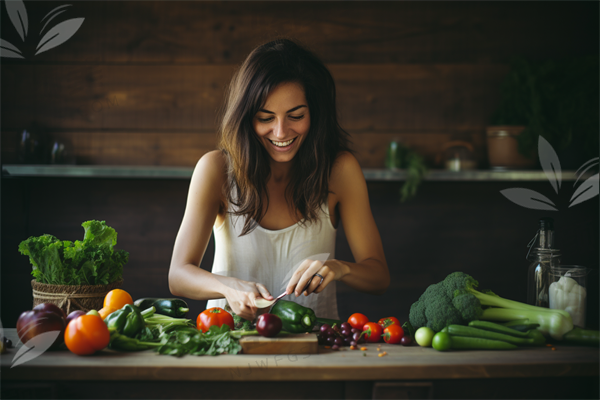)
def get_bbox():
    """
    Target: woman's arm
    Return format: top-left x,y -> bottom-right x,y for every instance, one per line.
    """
327,152 -> 391,295
168,150 -> 232,300
286,152 -> 391,297
169,151 -> 273,320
